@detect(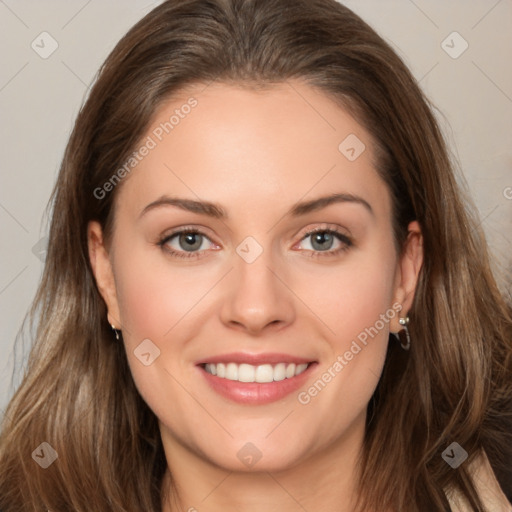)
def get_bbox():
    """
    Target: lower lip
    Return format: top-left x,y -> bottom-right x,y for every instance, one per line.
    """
197,363 -> 318,405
